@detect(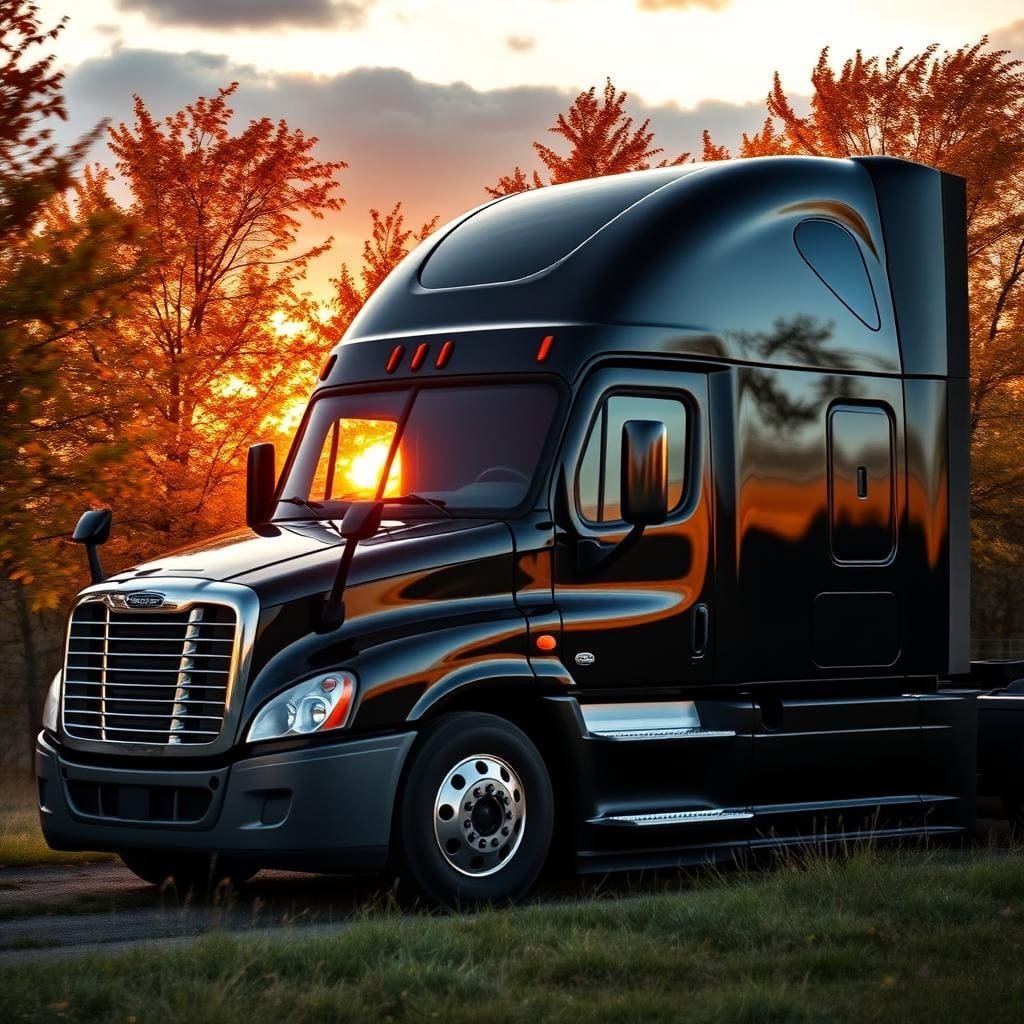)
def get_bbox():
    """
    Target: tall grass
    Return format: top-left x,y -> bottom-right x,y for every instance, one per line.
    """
2,847 -> 1023,1022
